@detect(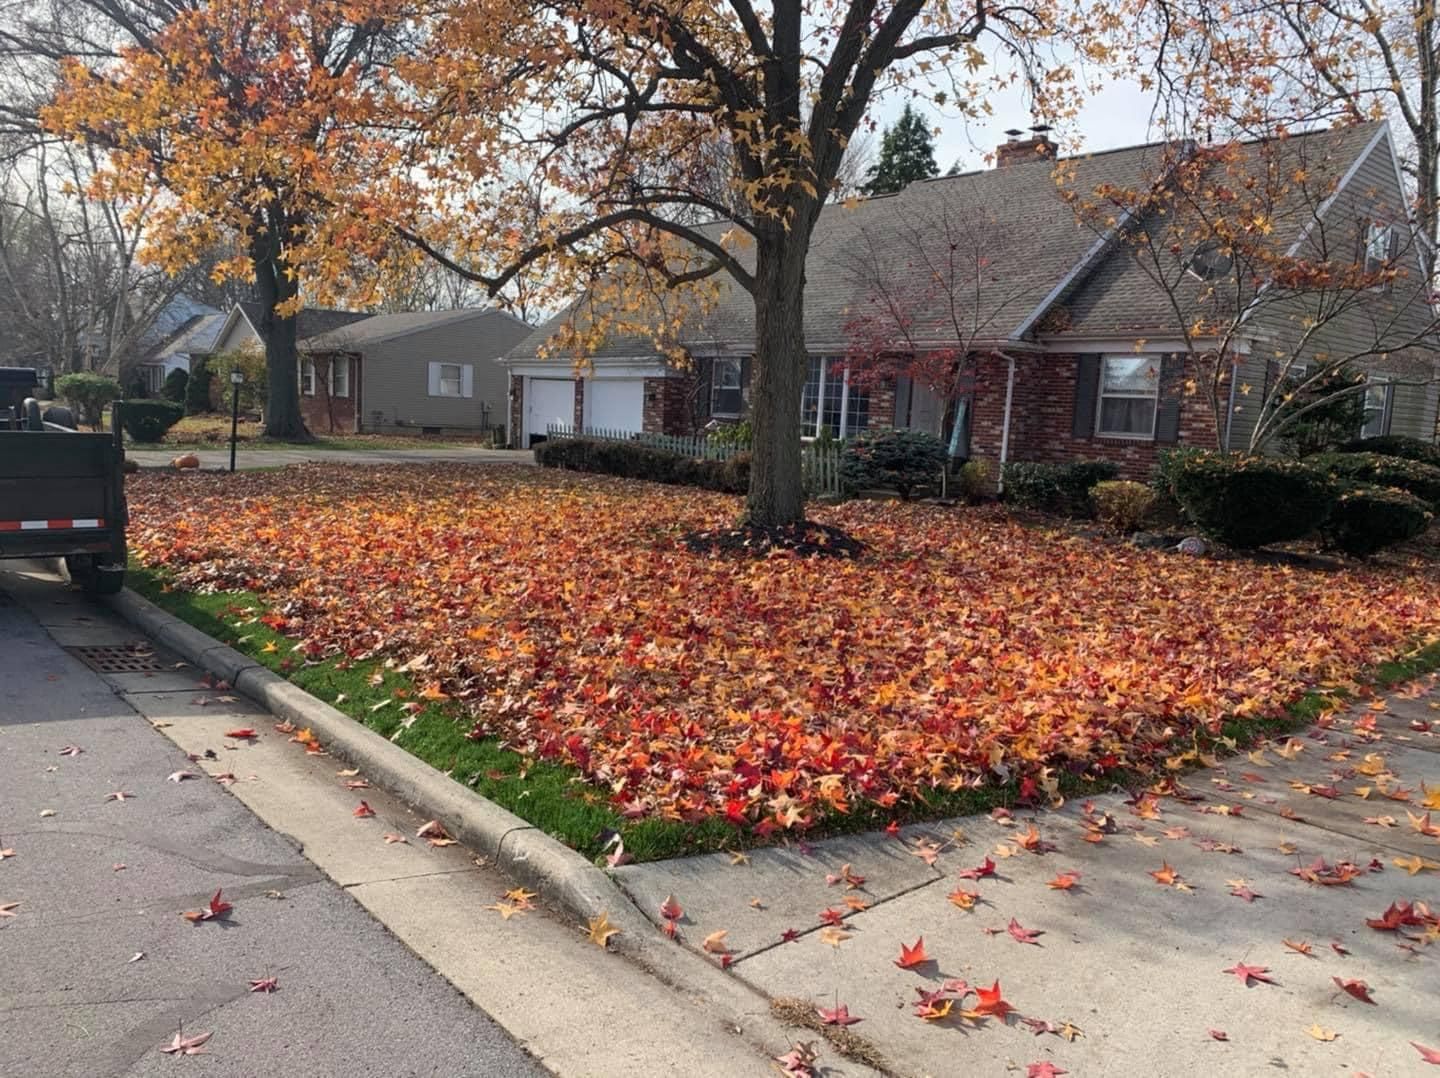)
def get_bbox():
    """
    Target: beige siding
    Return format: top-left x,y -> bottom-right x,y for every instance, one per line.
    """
213,317 -> 261,355
1245,128 -> 1439,431
1225,353 -> 1269,450
358,312 -> 532,431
